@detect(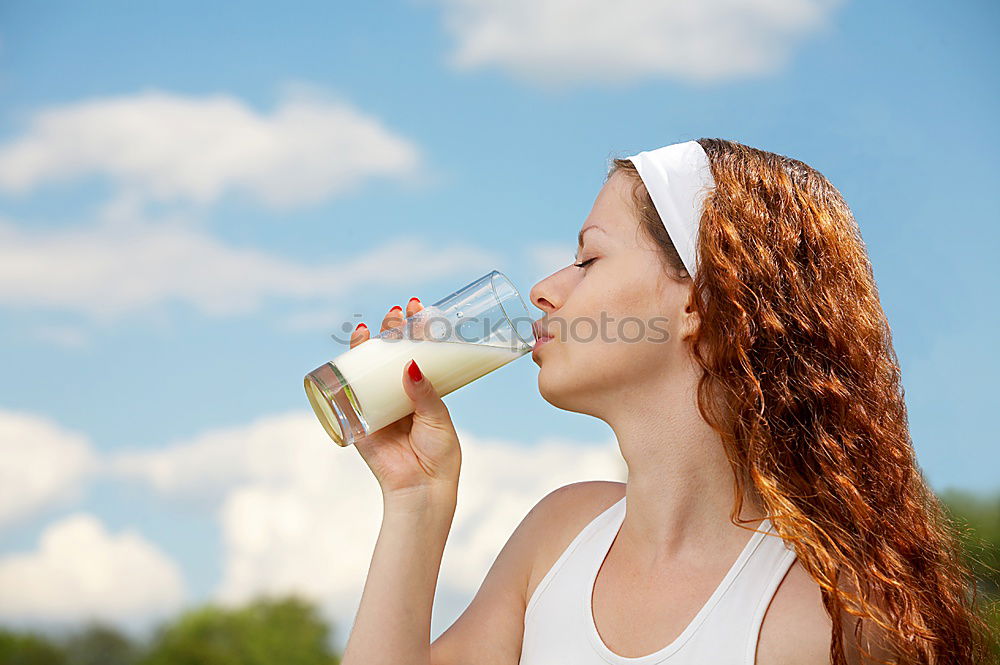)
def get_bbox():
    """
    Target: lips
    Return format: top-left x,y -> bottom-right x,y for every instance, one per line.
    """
531,319 -> 554,361
532,319 -> 554,343
531,335 -> 552,361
